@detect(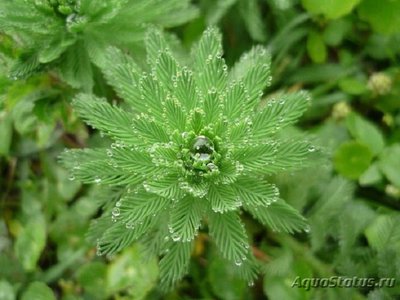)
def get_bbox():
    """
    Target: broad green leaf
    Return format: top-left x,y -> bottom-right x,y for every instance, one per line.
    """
358,0 -> 400,34
59,41 -> 93,92
346,112 -> 385,155
107,246 -> 159,298
365,215 -> 400,251
76,262 -> 107,299
204,0 -> 237,24
208,256 -> 247,300
21,282 -> 56,300
14,215 -> 46,271
208,211 -> 250,264
245,199 -> 308,233
159,241 -> 193,290
208,184 -> 241,213
302,0 -> 361,19
378,144 -> 400,188
359,163 -> 382,186
334,141 -> 373,180
238,0 -> 267,42
323,19 -> 351,46
307,31 -> 327,64
0,111 -> 12,157
169,196 -> 204,242
0,280 -> 15,300
338,77 -> 367,95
